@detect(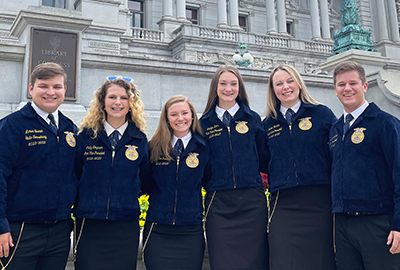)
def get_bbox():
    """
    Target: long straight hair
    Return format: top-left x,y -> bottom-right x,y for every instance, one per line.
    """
203,65 -> 249,114
150,95 -> 203,162
265,64 -> 319,119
